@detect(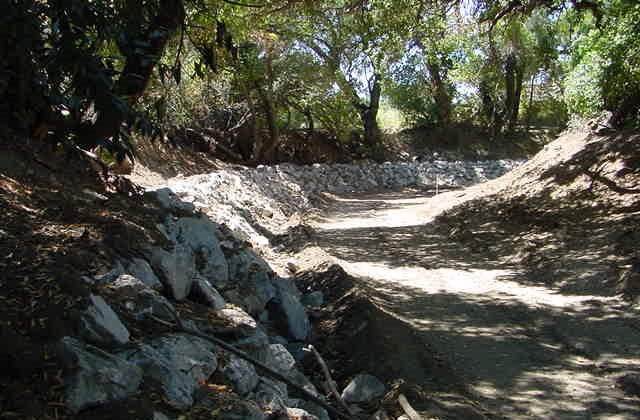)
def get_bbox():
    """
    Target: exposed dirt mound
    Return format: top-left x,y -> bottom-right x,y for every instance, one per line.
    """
392,124 -> 556,161
296,265 -> 449,387
295,264 -> 493,420
434,129 -> 640,298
